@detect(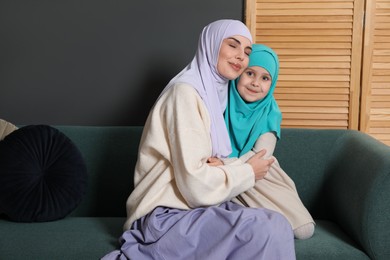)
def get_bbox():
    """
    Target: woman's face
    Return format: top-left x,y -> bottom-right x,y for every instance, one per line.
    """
217,35 -> 252,80
237,66 -> 272,103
